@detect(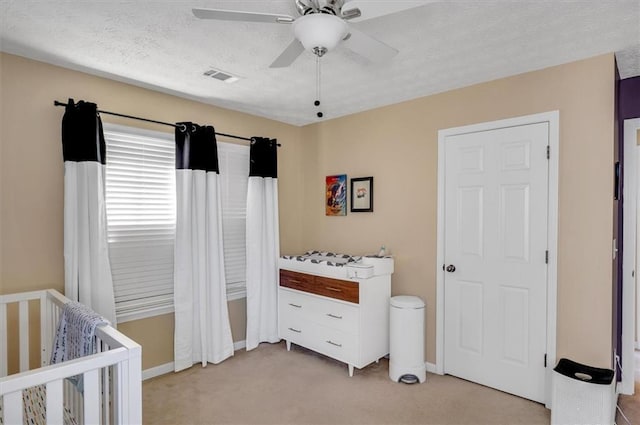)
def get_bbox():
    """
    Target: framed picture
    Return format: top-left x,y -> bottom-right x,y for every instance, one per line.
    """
351,177 -> 373,212
326,174 -> 347,216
